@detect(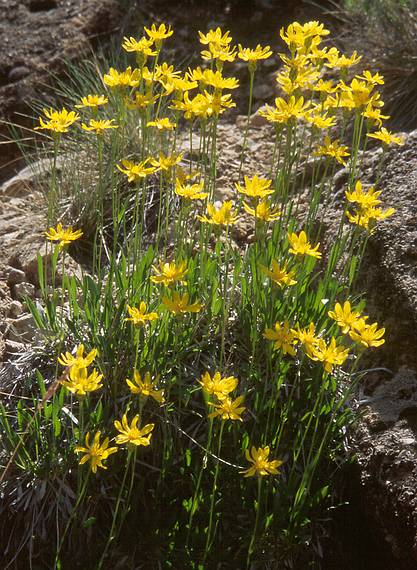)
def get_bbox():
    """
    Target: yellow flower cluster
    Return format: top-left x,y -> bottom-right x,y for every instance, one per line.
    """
199,371 -> 245,422
345,180 -> 395,232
